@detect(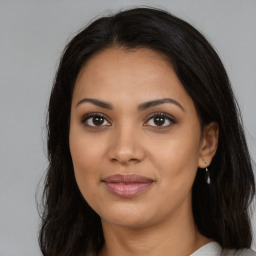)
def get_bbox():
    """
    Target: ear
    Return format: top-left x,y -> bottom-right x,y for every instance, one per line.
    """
198,122 -> 219,168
